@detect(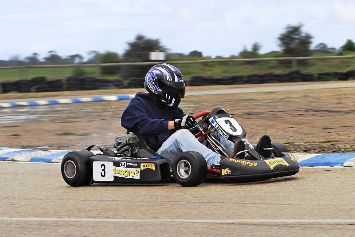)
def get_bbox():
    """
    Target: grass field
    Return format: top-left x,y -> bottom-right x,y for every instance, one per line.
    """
0,53 -> 354,82
0,66 -> 98,81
